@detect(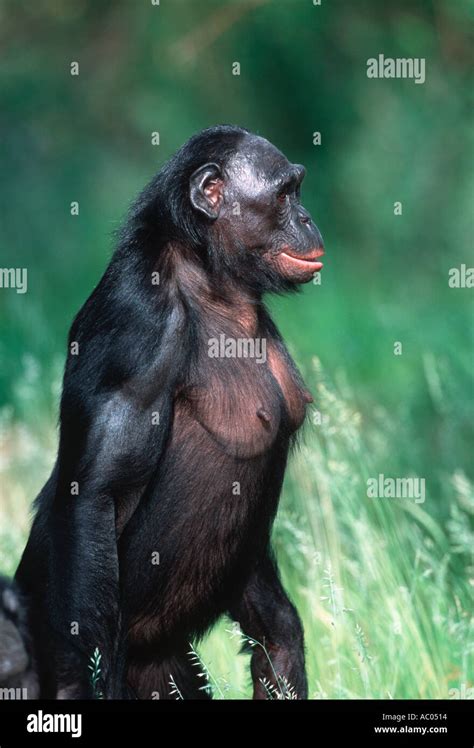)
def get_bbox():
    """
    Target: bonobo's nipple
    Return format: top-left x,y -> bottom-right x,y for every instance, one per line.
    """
257,407 -> 271,423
